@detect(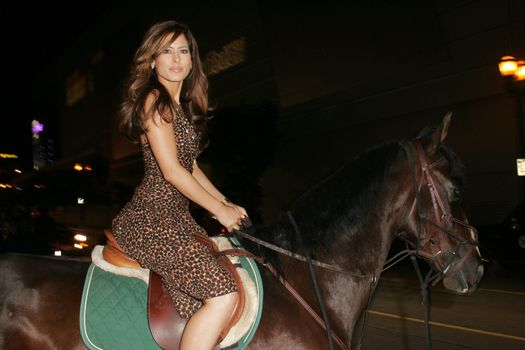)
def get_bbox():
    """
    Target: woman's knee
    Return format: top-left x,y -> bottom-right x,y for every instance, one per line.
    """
224,291 -> 238,308
206,292 -> 238,312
